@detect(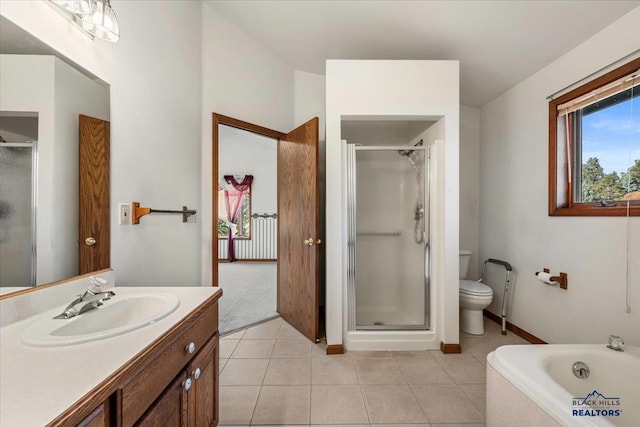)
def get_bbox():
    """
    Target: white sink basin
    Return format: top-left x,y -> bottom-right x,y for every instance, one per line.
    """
22,292 -> 180,347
